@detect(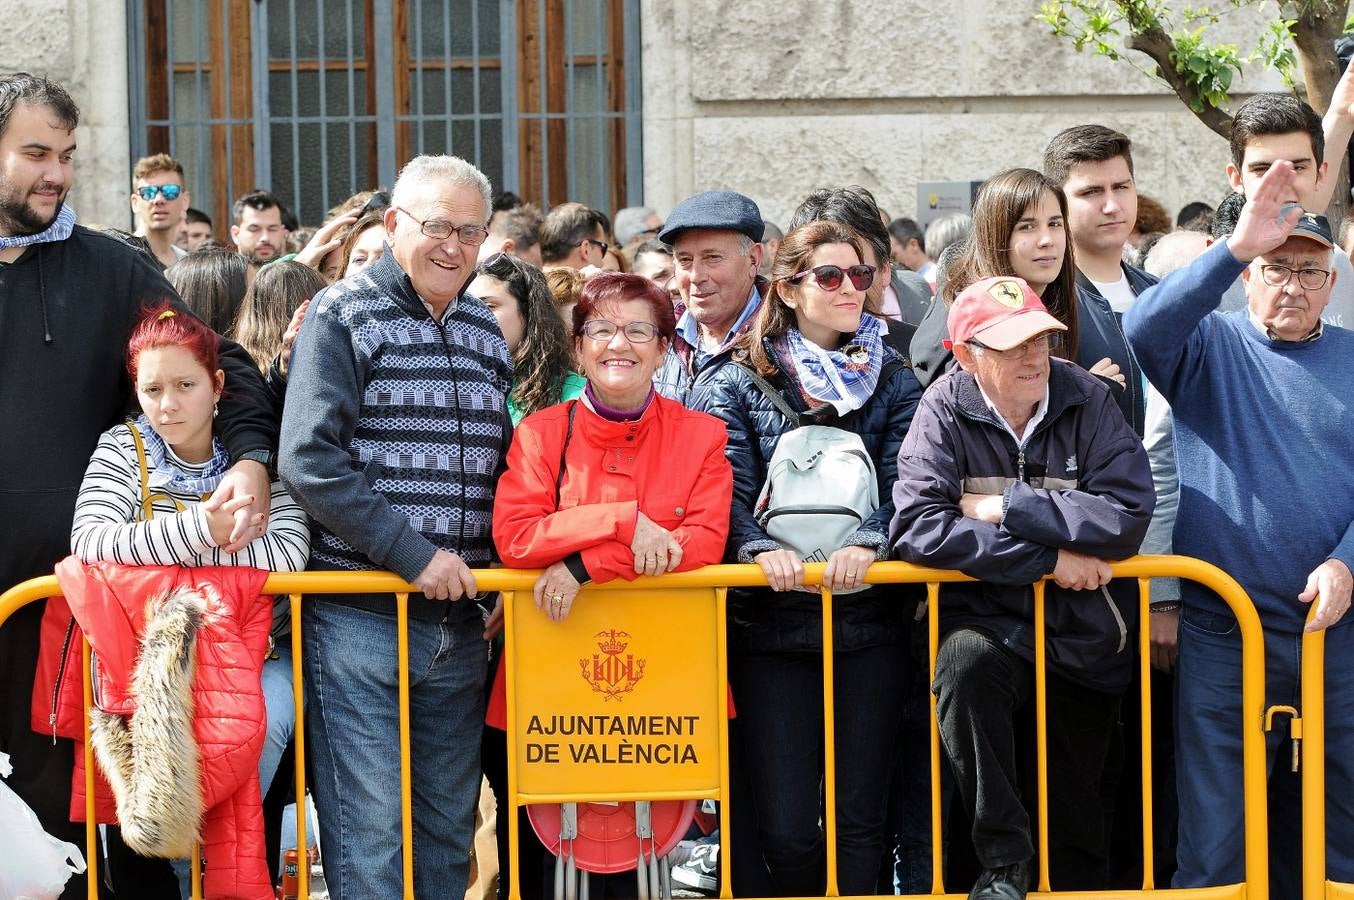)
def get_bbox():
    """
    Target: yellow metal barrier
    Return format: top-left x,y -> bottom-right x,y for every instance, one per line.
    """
0,558 -> 1268,900
1300,604 -> 1354,900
